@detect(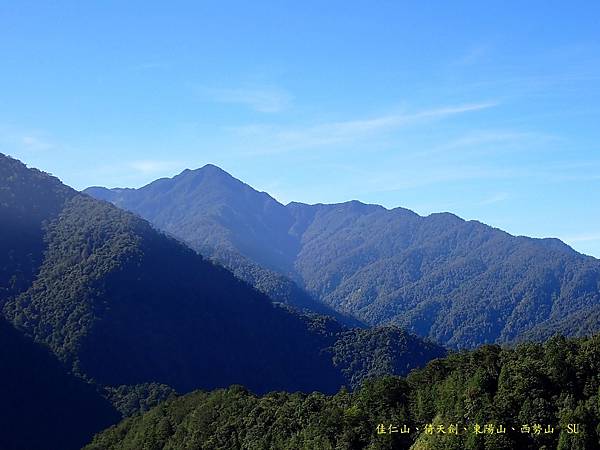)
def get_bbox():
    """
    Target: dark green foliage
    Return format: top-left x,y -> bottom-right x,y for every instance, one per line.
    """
0,153 -> 443,440
86,166 -> 600,348
0,154 -> 75,303
87,169 -> 360,327
105,383 -> 177,417
2,193 -> 345,393
331,327 -> 446,389
291,310 -> 446,390
0,317 -> 119,450
208,248 -> 365,328
86,334 -> 600,450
